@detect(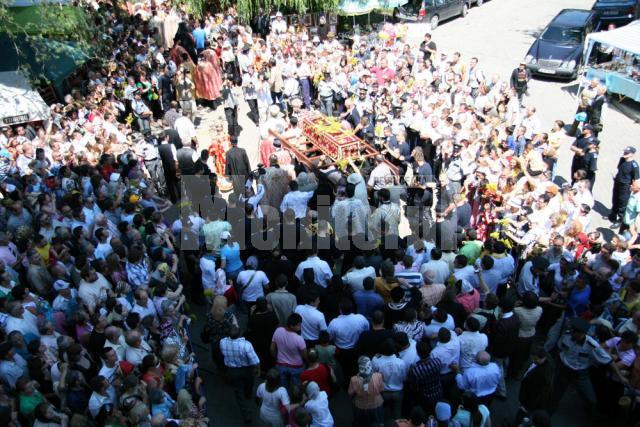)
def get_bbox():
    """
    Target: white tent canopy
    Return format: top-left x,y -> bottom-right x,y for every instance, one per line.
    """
0,71 -> 50,126
585,20 -> 640,56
